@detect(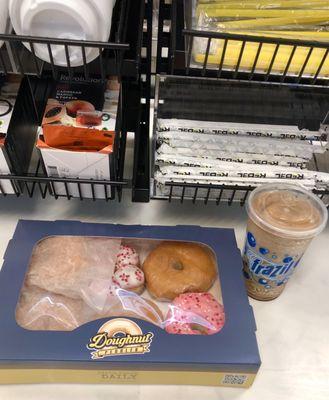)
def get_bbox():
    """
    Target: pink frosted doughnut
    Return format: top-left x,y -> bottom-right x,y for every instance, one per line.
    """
165,293 -> 225,335
112,265 -> 145,295
116,245 -> 140,270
